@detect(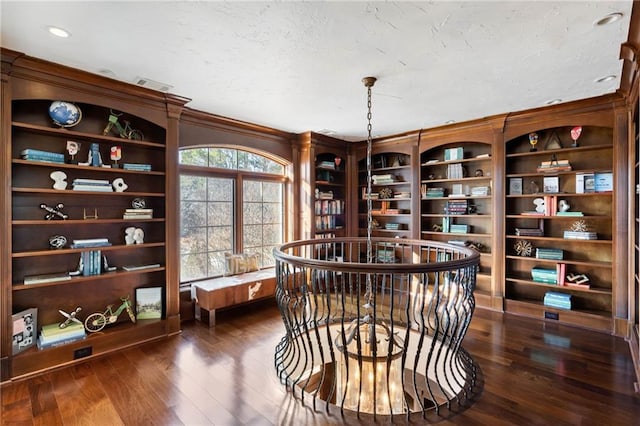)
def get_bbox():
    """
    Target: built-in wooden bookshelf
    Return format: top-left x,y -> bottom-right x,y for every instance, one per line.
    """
1,50 -> 187,381
504,125 -> 615,332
